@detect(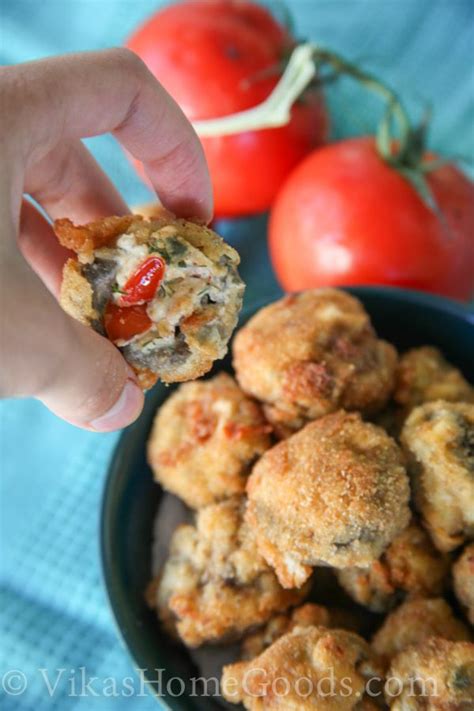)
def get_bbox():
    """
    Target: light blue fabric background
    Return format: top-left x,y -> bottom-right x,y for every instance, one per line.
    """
0,1 -> 473,709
